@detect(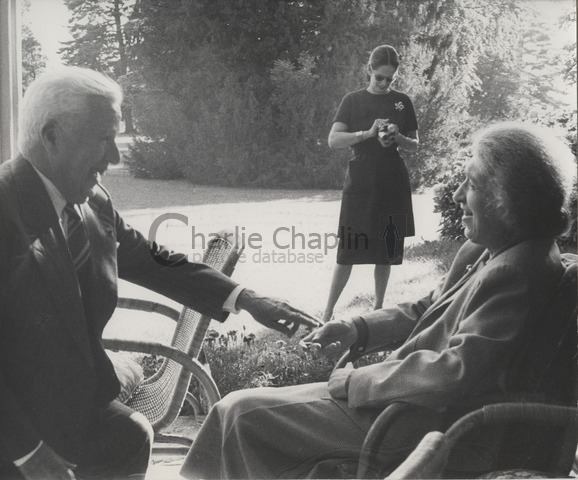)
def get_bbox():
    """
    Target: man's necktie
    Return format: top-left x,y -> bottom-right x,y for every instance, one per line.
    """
64,203 -> 92,294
